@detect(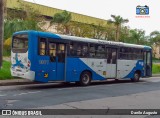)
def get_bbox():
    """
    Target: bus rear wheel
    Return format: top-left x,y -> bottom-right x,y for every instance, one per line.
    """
131,72 -> 140,82
80,71 -> 91,86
